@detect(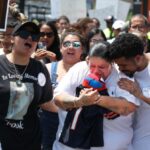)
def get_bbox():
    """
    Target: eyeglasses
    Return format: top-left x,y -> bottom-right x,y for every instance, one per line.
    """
63,41 -> 81,49
130,25 -> 146,31
40,32 -> 54,38
16,30 -> 40,42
